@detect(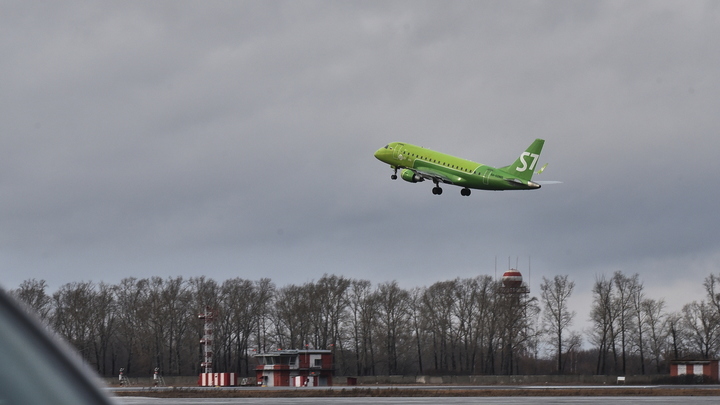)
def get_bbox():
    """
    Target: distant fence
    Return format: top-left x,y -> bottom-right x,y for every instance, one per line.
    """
354,374 -> 655,385
103,376 -> 211,387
